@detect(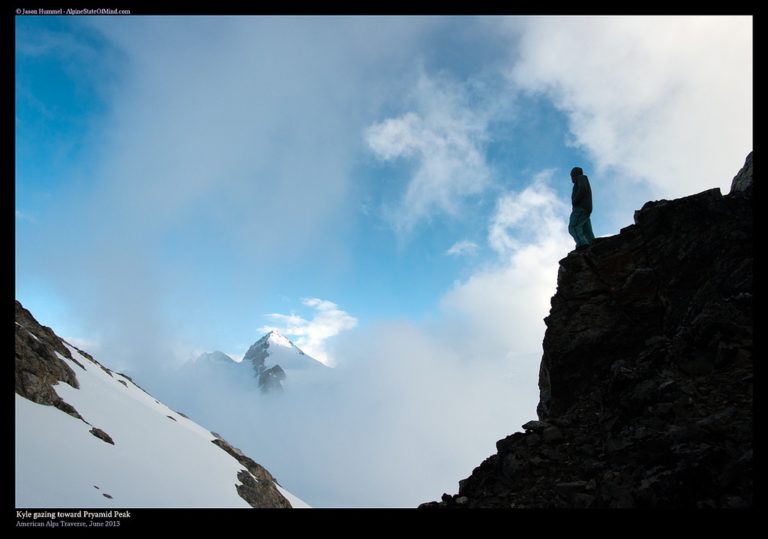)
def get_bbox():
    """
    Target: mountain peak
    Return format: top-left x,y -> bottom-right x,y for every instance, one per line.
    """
264,329 -> 293,349
244,330 -> 323,376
